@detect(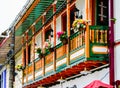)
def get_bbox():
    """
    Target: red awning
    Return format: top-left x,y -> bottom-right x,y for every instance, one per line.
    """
84,80 -> 113,88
